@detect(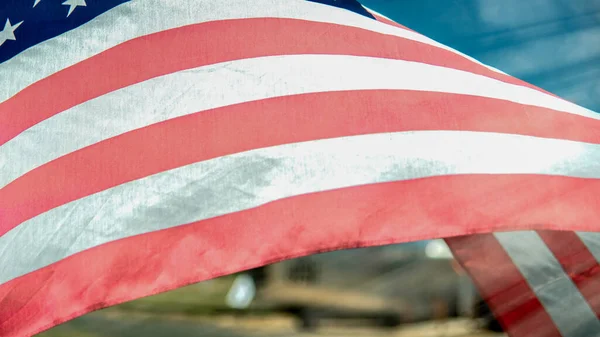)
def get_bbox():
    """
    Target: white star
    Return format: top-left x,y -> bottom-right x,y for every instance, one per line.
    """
0,19 -> 24,47
62,0 -> 87,17
33,0 -> 42,8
